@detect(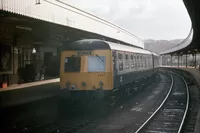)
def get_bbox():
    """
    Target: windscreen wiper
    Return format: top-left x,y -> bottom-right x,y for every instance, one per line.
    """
95,54 -> 104,63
